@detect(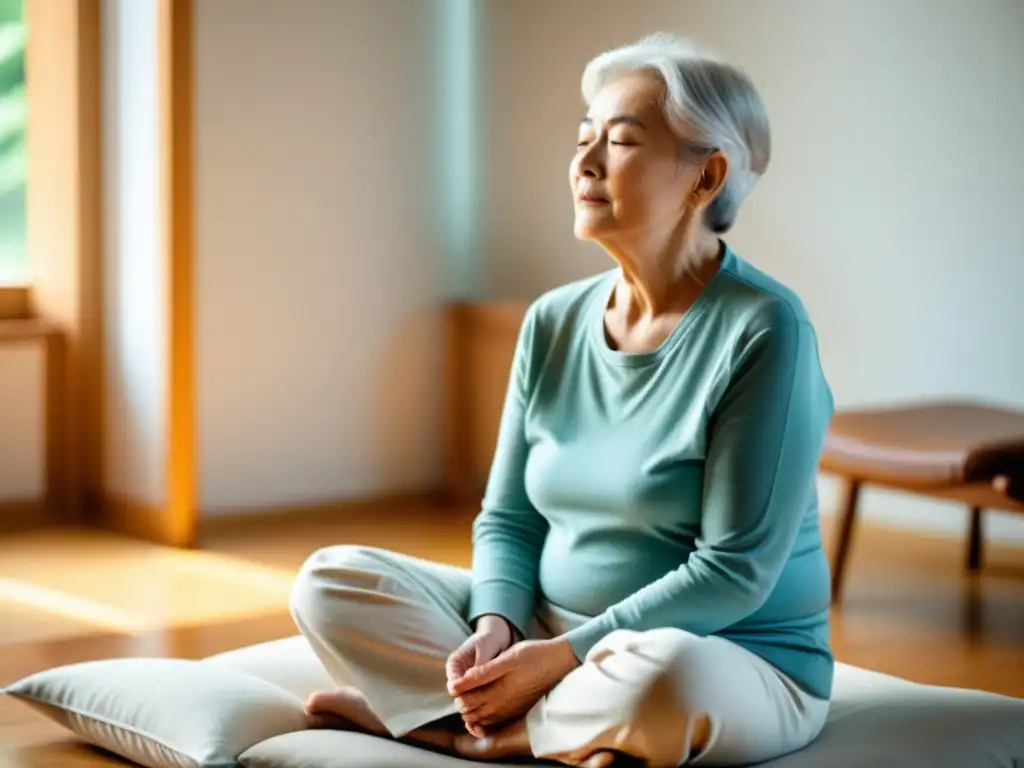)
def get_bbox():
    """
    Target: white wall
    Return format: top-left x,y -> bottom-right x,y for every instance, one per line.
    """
0,343 -> 44,502
3,0 -> 1020,540
195,0 -> 449,512
479,0 -> 1024,541
102,0 -> 167,506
